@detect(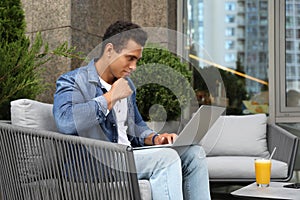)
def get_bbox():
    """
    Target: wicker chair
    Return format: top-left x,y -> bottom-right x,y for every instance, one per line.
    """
0,122 -> 145,200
